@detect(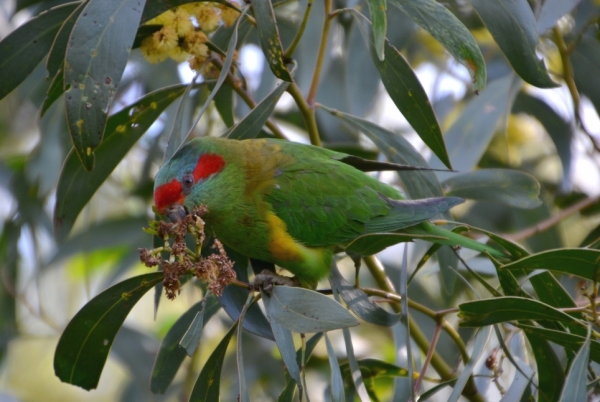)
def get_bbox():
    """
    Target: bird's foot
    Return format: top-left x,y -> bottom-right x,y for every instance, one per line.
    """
254,269 -> 301,294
